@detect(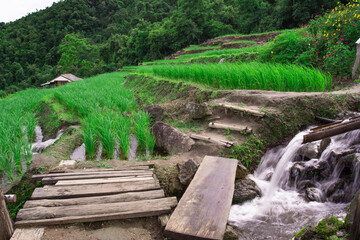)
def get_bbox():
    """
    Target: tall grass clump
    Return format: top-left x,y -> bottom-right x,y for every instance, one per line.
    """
139,62 -> 332,92
116,115 -> 131,159
81,116 -> 97,160
96,112 -> 116,159
133,112 -> 155,155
